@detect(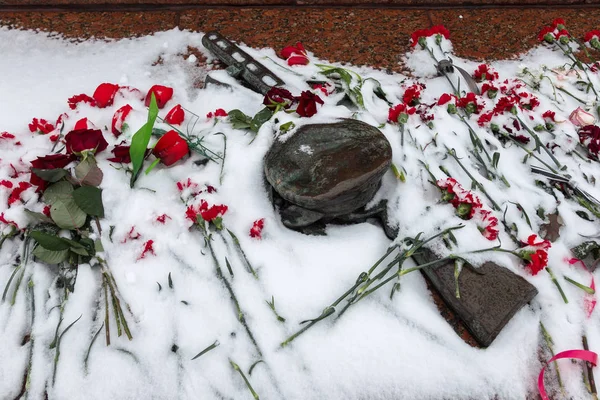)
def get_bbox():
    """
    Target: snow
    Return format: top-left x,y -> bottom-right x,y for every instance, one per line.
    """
0,26 -> 599,399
